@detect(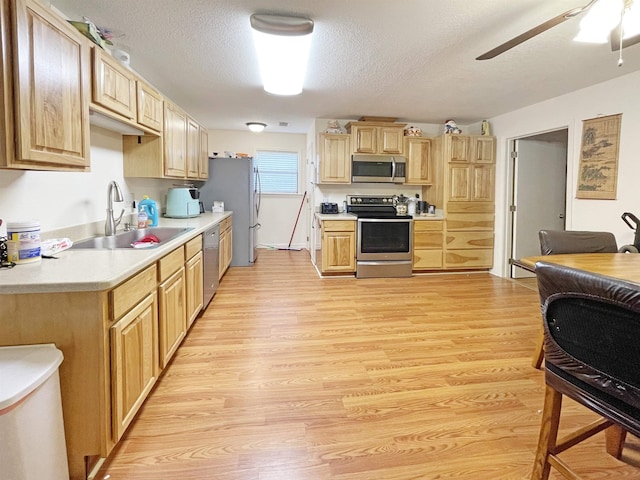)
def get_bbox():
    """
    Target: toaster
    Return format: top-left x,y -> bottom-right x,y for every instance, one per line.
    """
321,202 -> 339,214
165,187 -> 201,218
